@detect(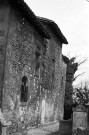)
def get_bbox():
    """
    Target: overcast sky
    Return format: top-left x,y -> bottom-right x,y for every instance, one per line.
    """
25,0 -> 89,86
